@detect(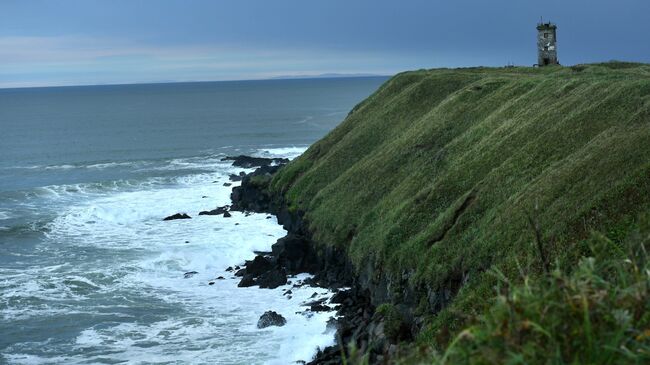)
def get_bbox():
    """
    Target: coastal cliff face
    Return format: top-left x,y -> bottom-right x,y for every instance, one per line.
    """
235,63 -> 650,363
